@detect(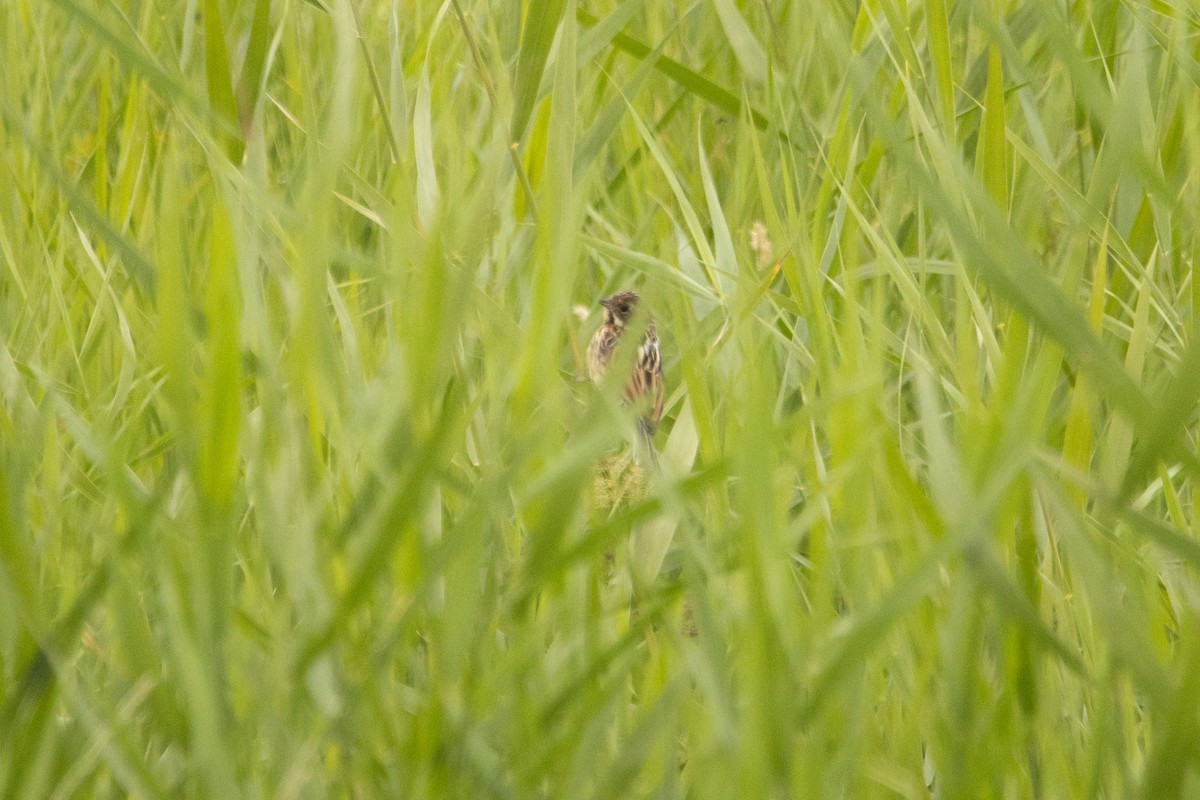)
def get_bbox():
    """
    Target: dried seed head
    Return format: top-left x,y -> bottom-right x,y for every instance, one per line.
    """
749,221 -> 774,268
